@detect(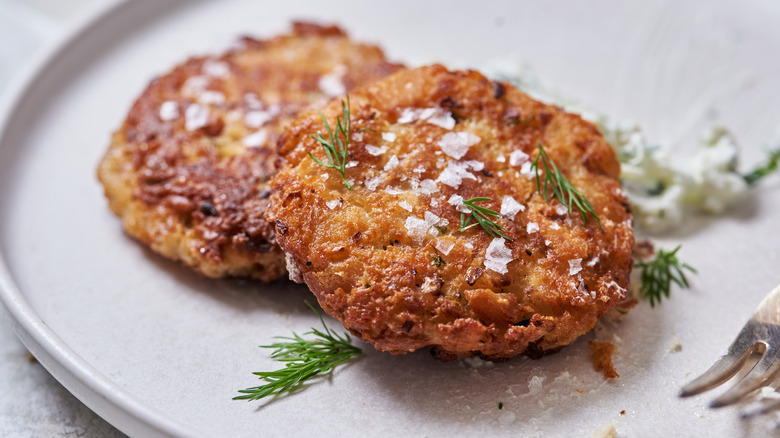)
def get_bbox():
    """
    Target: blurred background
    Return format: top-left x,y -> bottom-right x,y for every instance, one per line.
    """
0,1 -> 125,436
